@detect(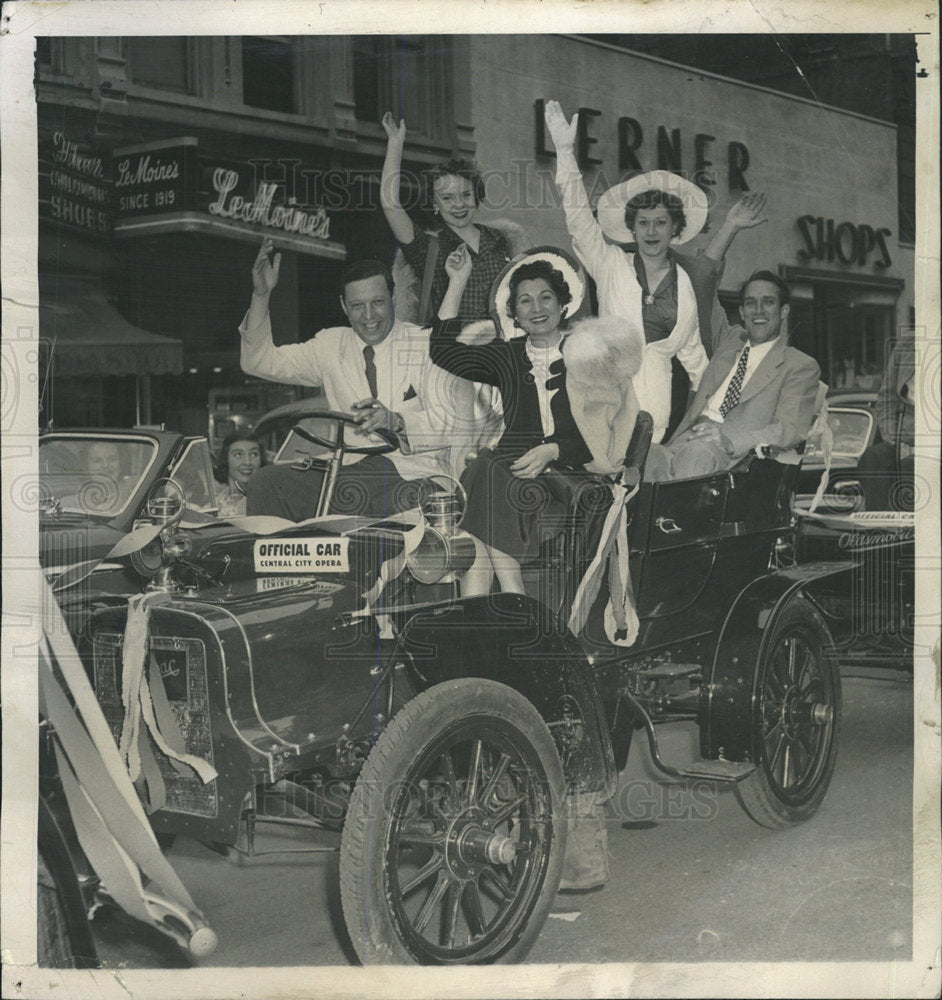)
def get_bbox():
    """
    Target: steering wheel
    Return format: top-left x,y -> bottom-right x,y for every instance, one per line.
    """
290,409 -> 397,456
